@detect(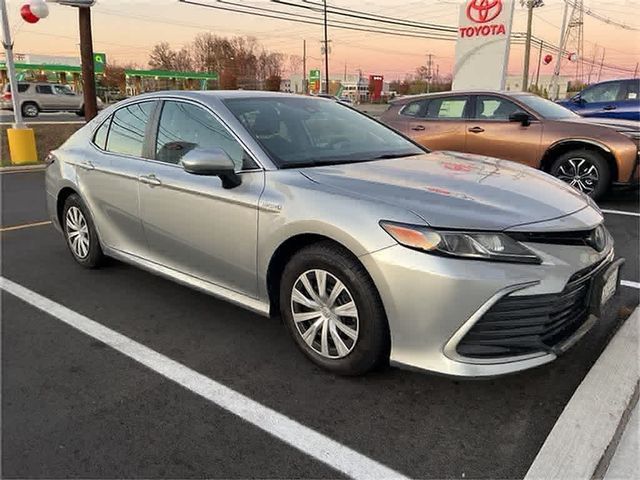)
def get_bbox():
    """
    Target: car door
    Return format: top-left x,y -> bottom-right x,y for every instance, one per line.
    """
53,84 -> 81,111
405,95 -> 468,152
138,99 -> 264,297
465,95 -> 543,168
77,100 -> 158,256
34,84 -> 56,110
617,80 -> 640,120
576,81 -> 624,118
